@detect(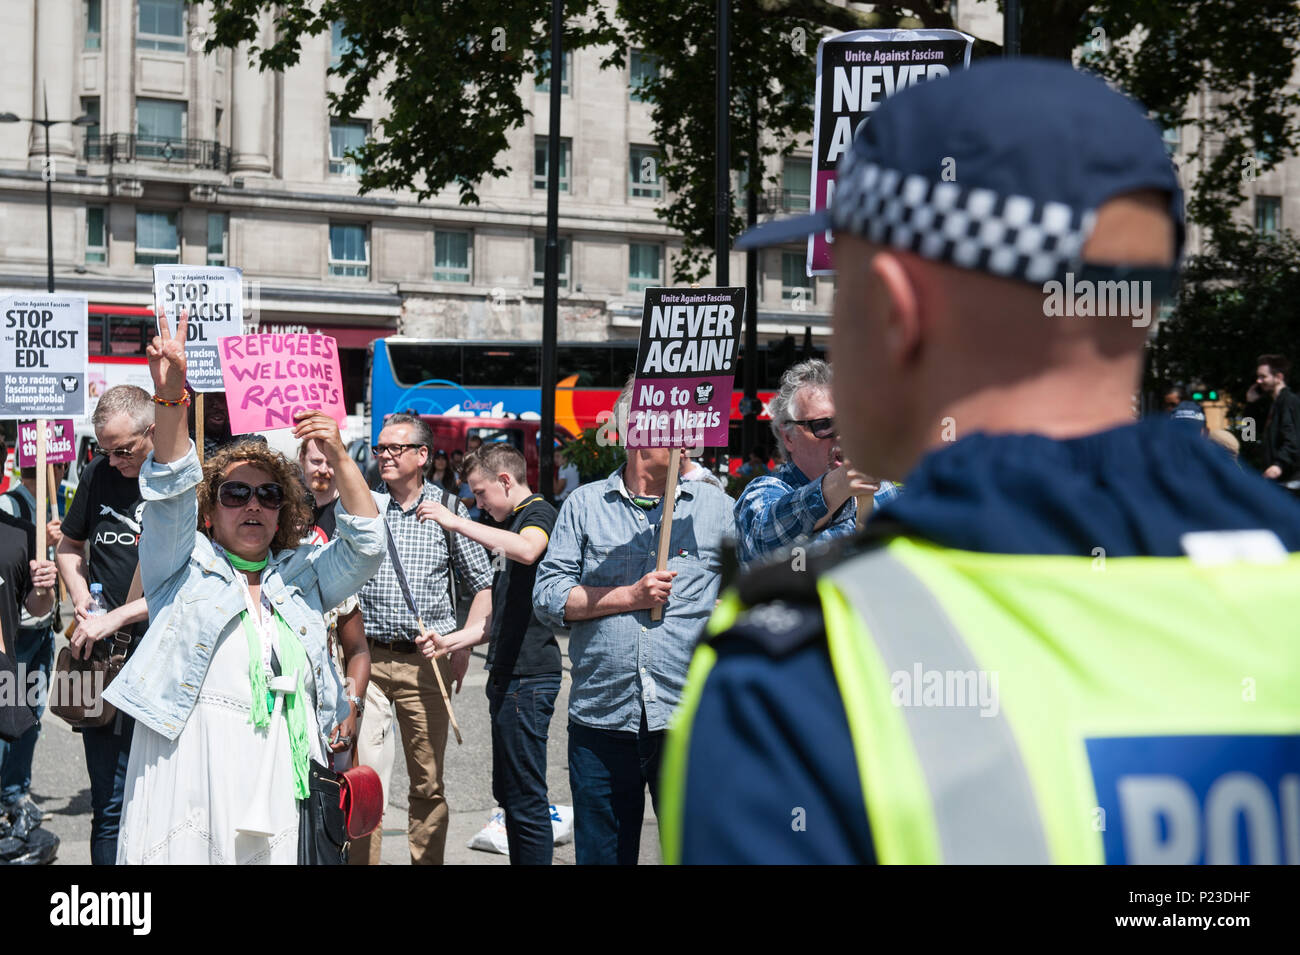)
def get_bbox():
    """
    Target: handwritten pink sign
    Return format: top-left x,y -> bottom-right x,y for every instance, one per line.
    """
219,333 -> 346,434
